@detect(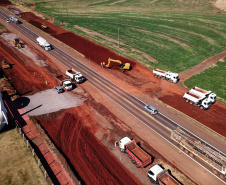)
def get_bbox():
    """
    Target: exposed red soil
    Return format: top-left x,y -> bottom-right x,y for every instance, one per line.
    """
36,109 -> 141,185
0,33 -> 141,184
19,12 -> 226,137
1,2 -> 226,184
